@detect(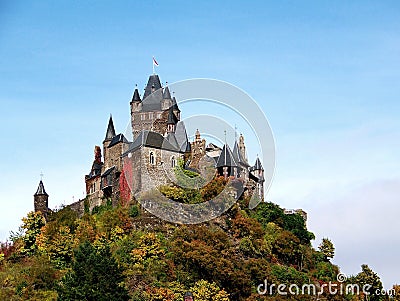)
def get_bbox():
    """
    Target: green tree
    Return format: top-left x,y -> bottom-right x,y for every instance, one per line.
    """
57,241 -> 129,301
355,264 -> 383,301
318,238 -> 335,261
